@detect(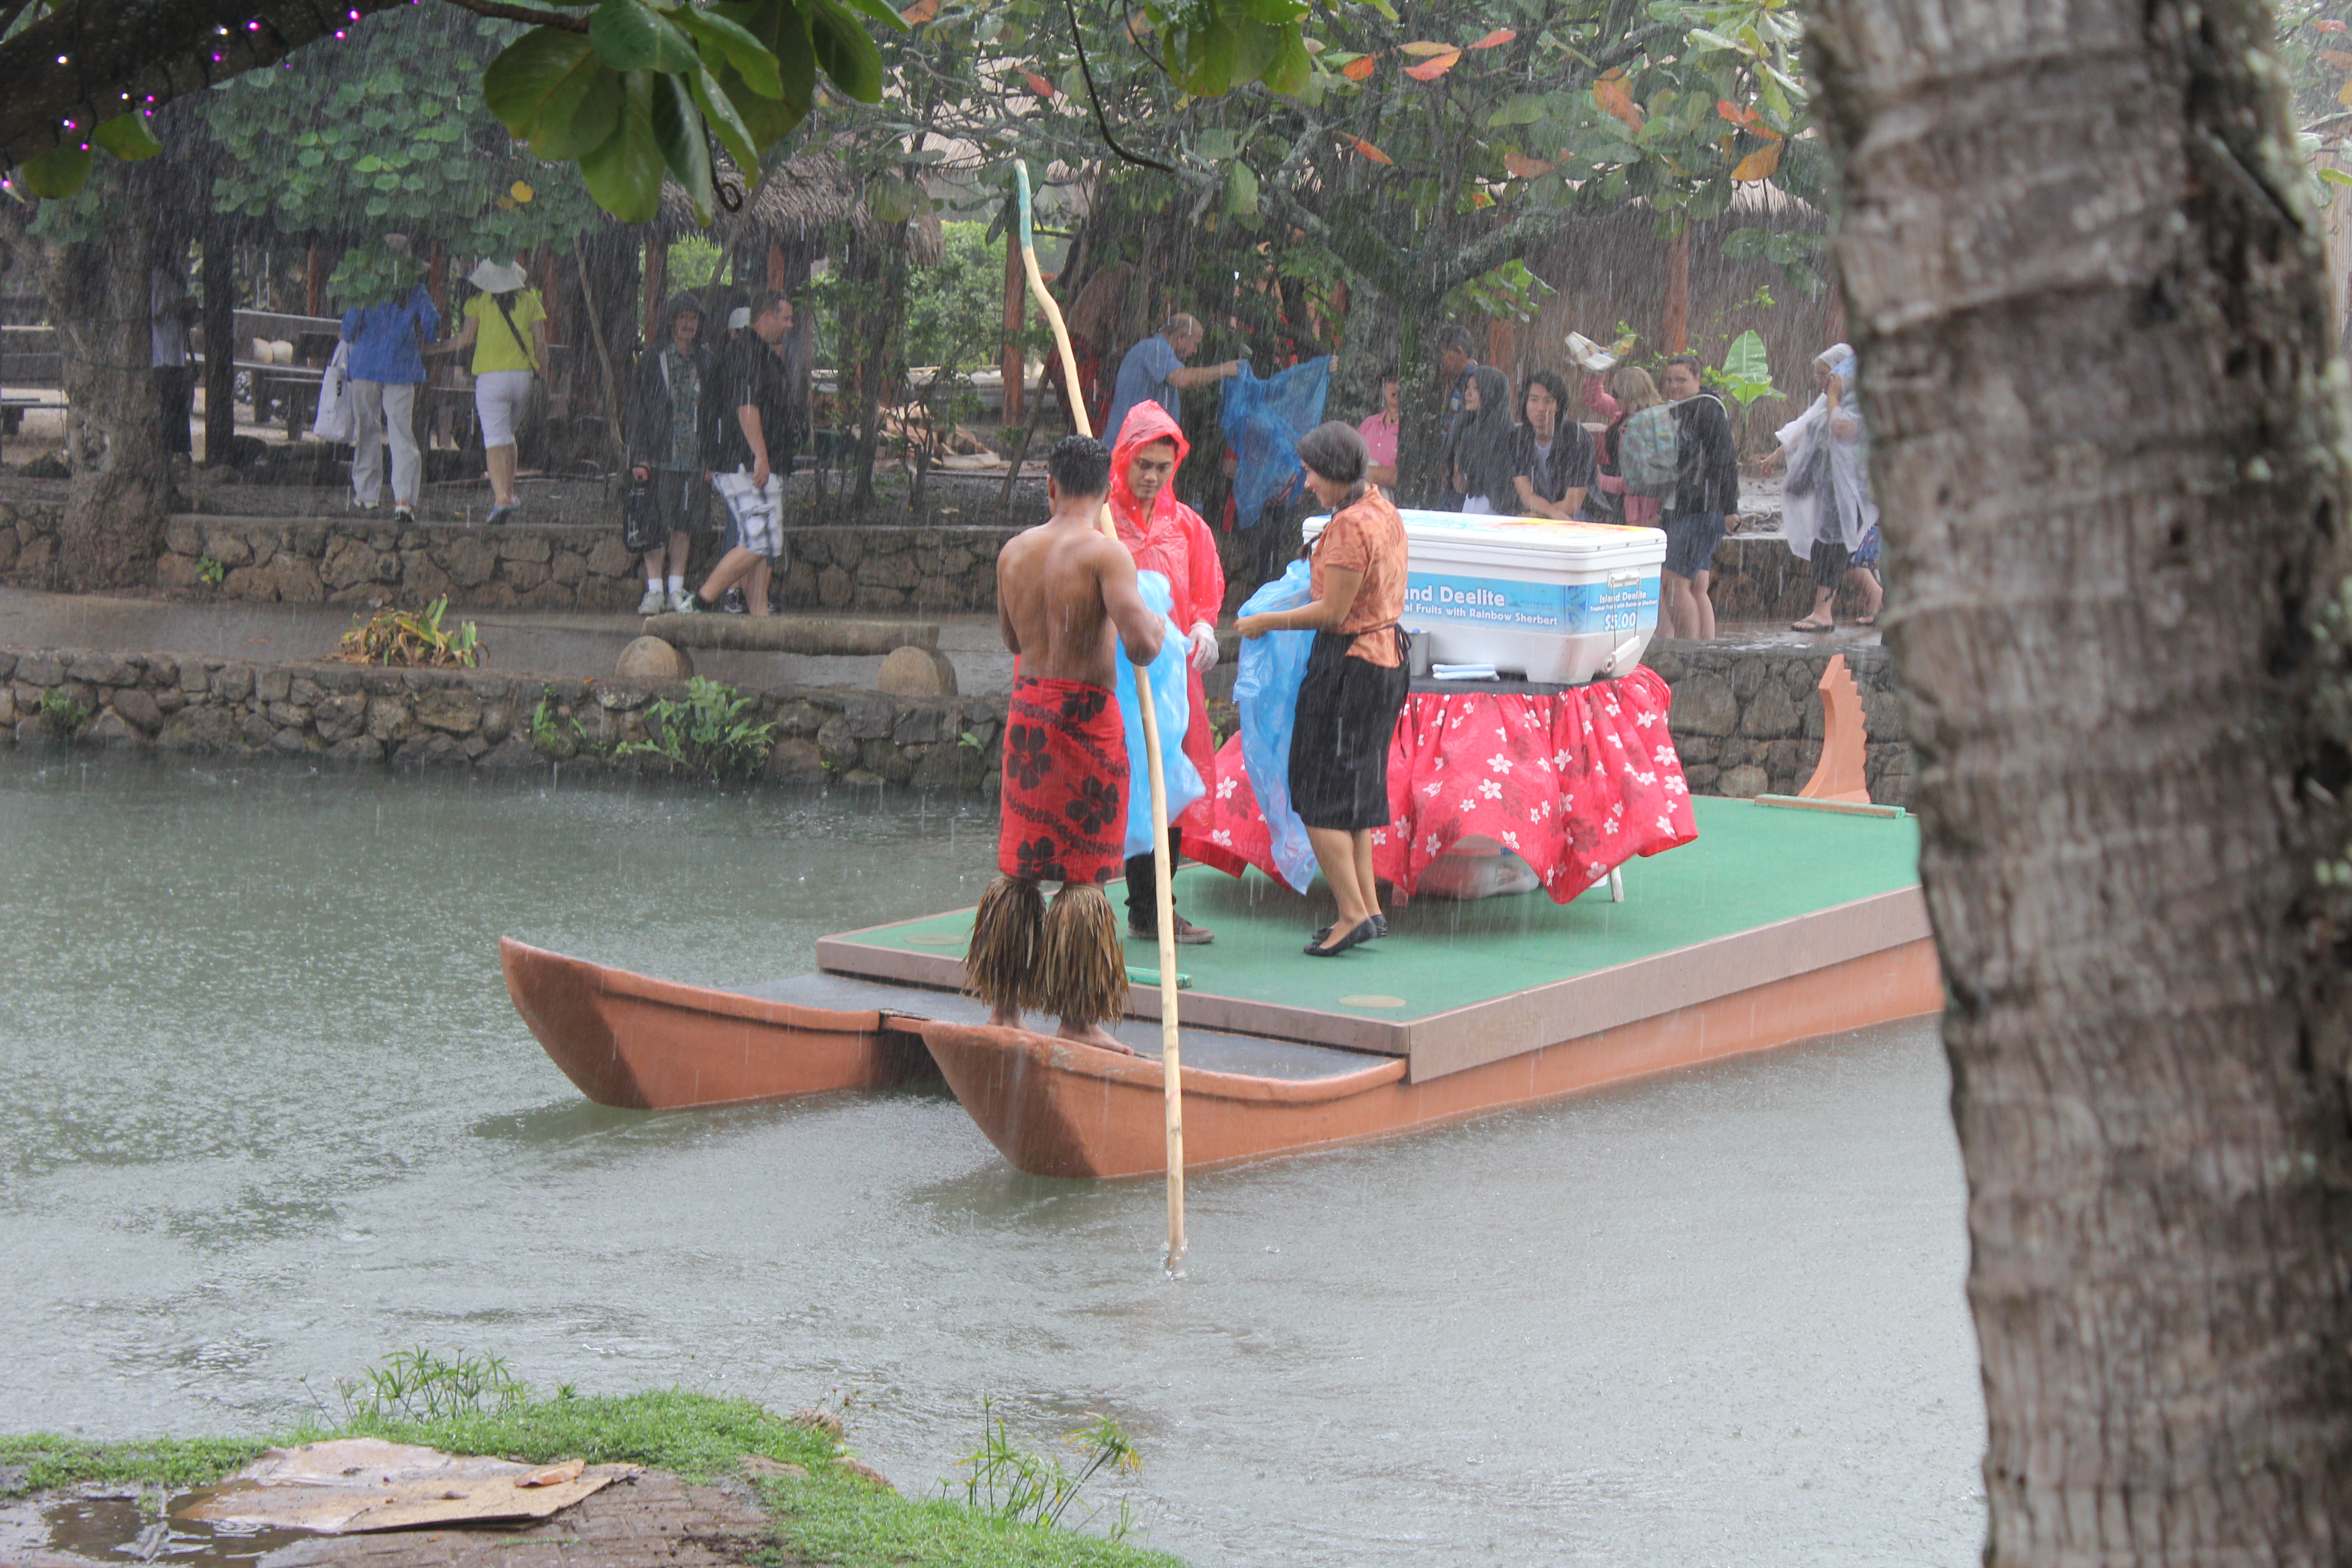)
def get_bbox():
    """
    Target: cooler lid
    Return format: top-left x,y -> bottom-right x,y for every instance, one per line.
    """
1304,509 -> 1665,565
